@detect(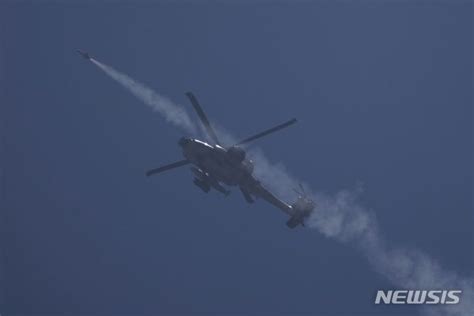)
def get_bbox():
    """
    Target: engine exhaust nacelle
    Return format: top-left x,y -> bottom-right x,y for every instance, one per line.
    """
227,146 -> 246,162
